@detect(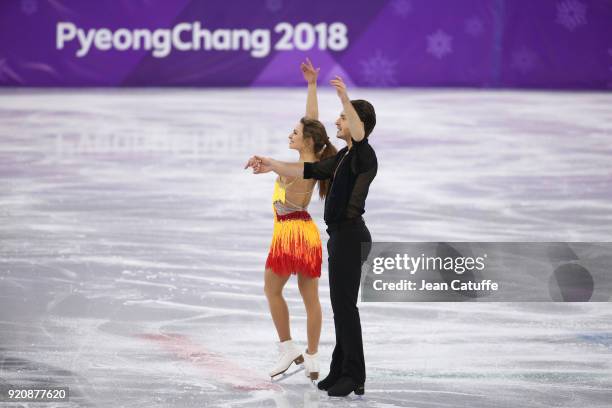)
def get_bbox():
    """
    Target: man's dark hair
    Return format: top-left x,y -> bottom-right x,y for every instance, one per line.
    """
350,99 -> 376,137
